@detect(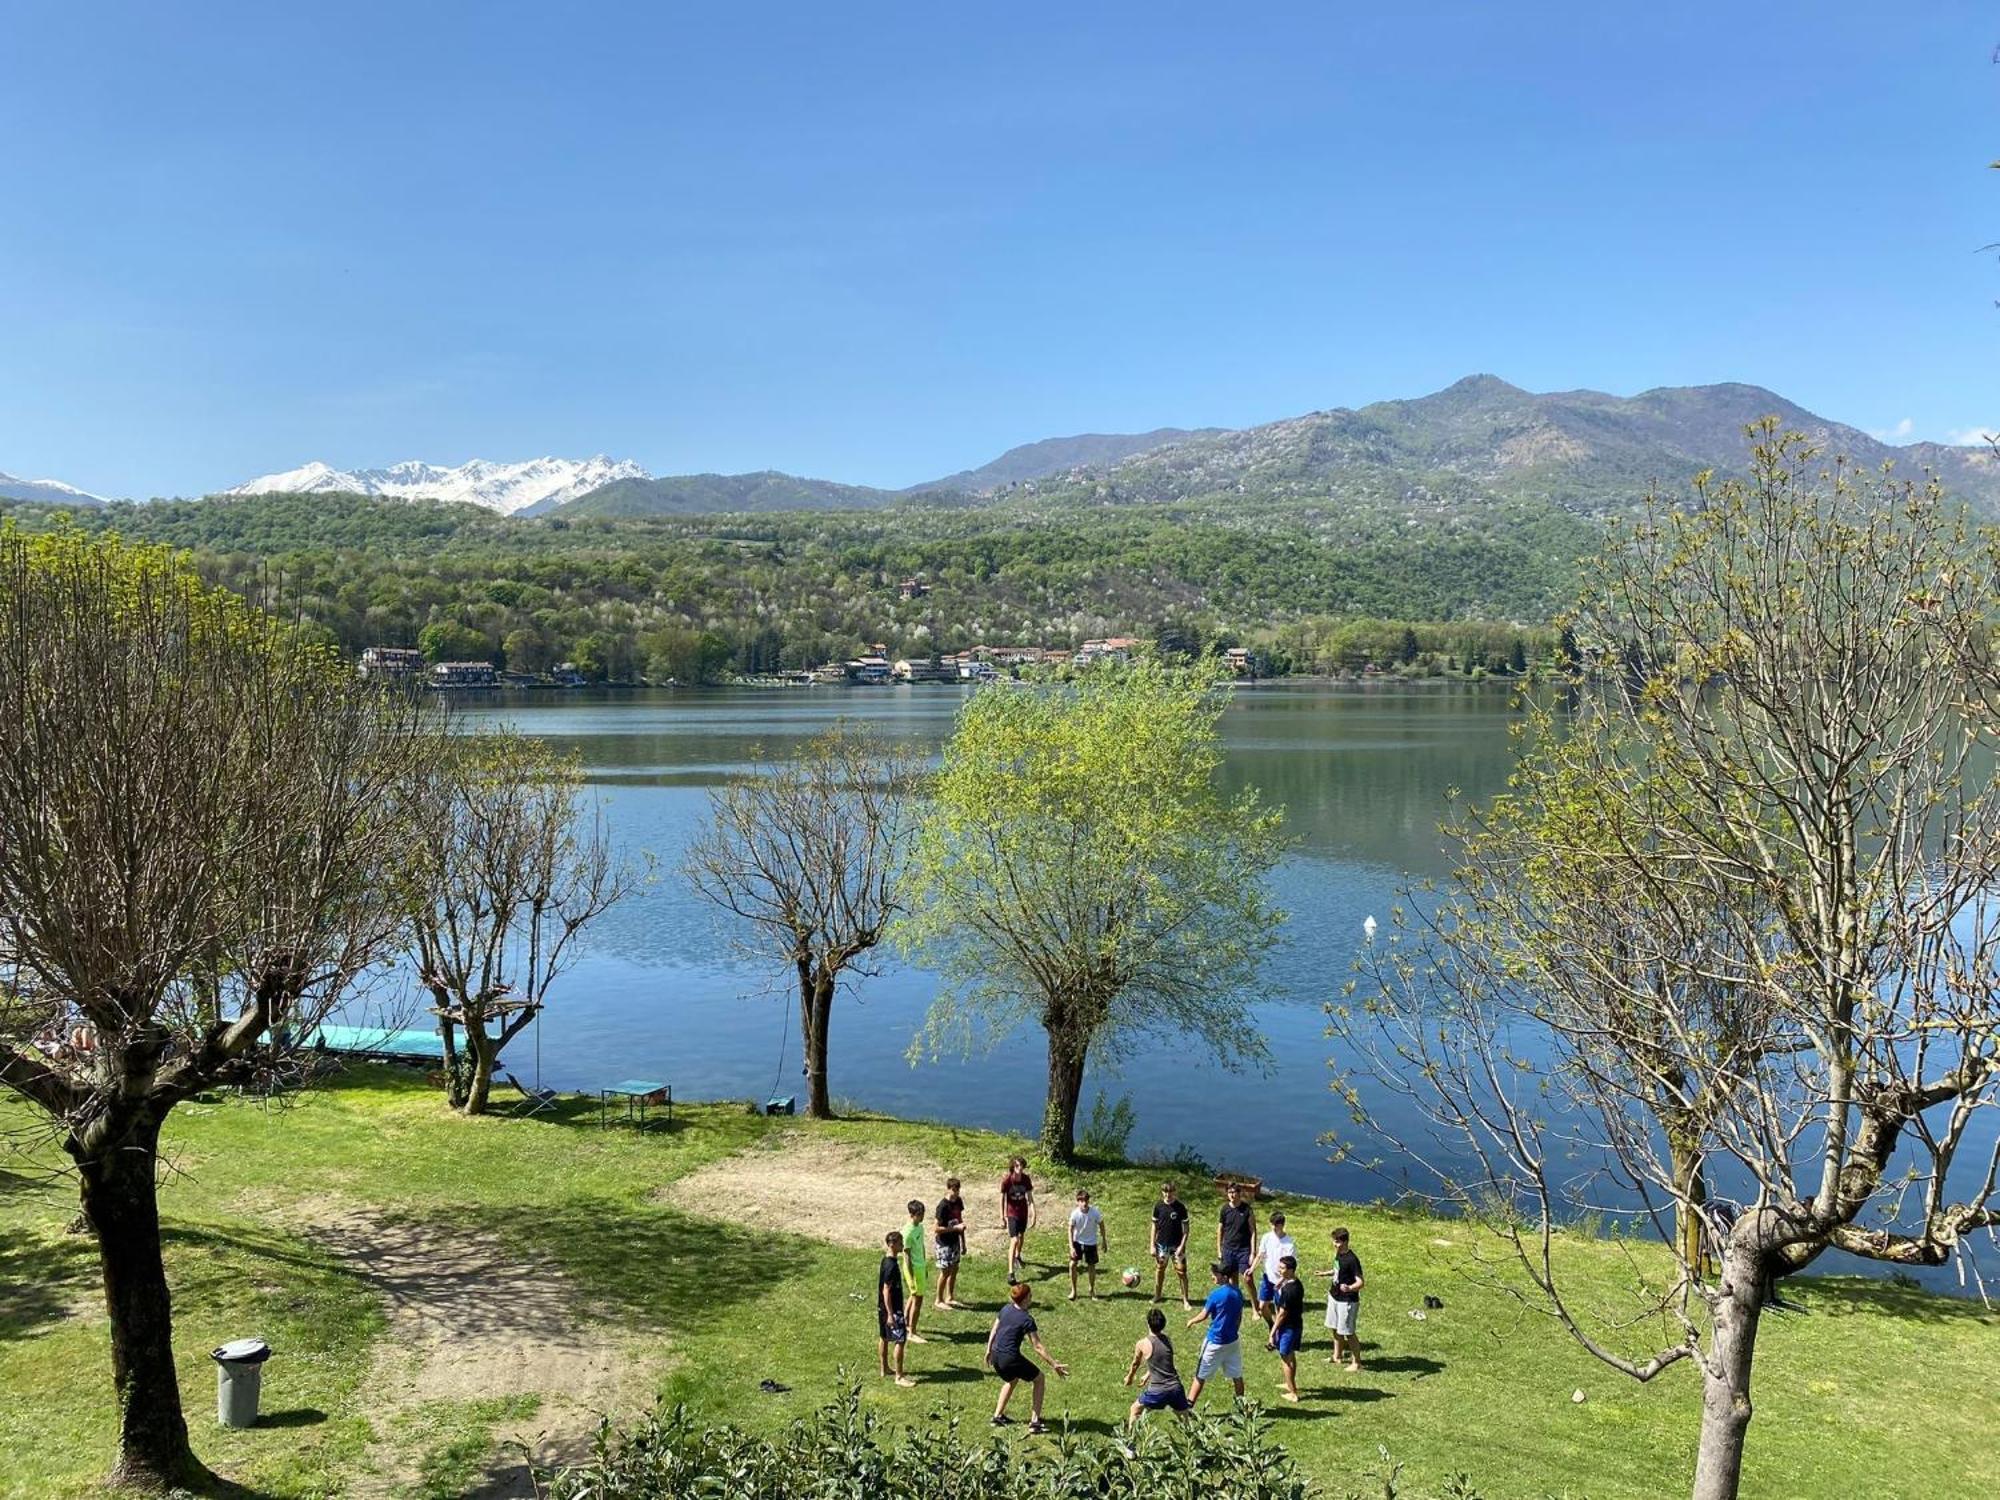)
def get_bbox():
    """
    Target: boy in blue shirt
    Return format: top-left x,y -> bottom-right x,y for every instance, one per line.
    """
1185,1260 -> 1246,1404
